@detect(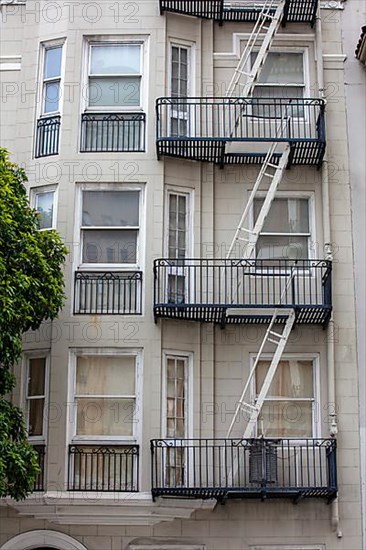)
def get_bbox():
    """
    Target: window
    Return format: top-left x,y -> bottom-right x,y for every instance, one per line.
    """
254,357 -> 317,438
25,356 -> 48,439
42,44 -> 63,115
88,43 -> 142,109
73,353 -> 140,439
31,186 -> 57,230
80,188 -> 141,266
251,51 -> 306,118
165,356 -> 188,439
170,44 -> 191,136
252,52 -> 305,100
253,197 -> 312,260
163,354 -> 191,487
165,190 -> 192,303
